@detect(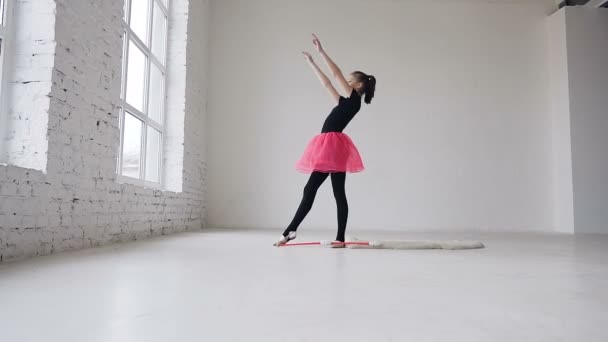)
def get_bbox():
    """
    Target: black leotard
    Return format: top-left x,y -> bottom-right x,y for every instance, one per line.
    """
321,89 -> 362,133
